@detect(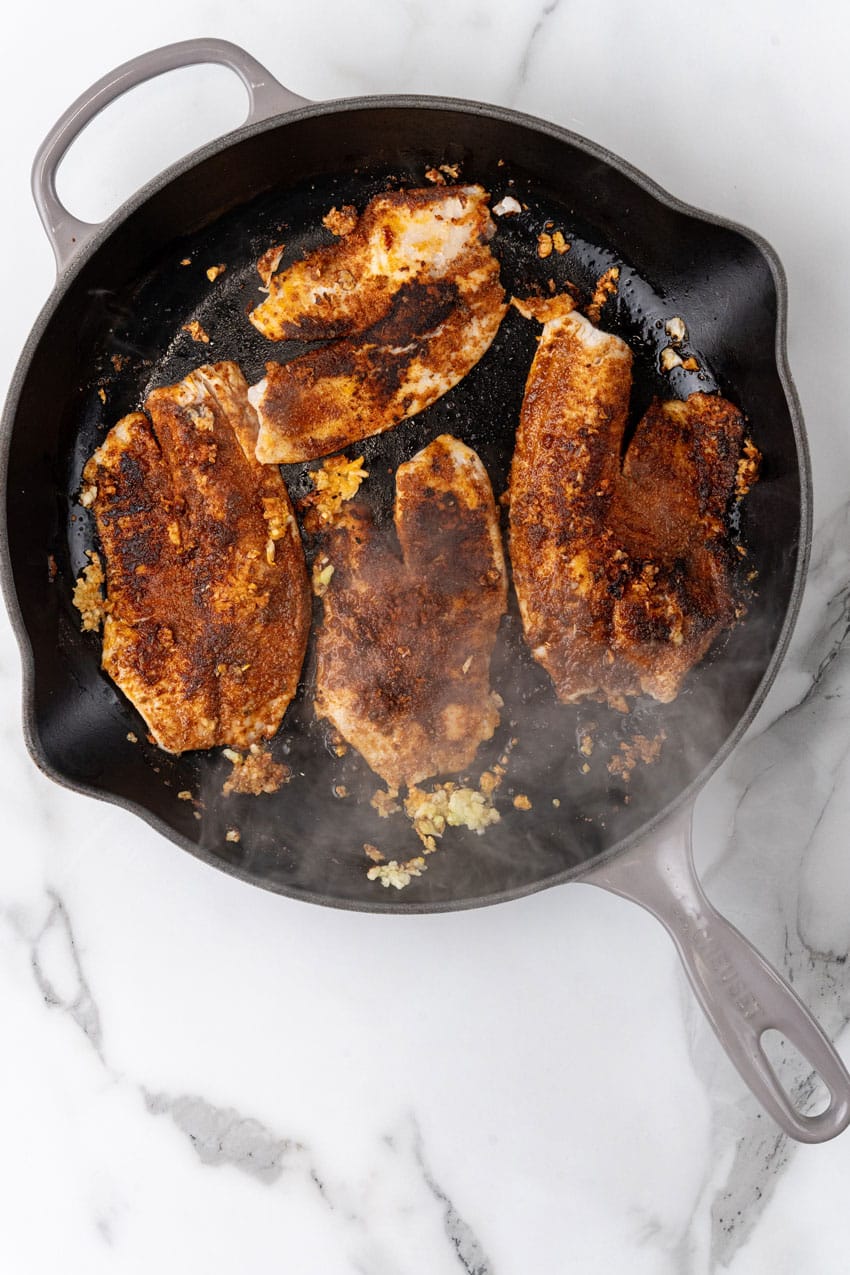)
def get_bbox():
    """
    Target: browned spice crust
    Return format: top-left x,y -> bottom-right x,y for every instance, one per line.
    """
83,363 -> 310,753
509,295 -> 757,709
